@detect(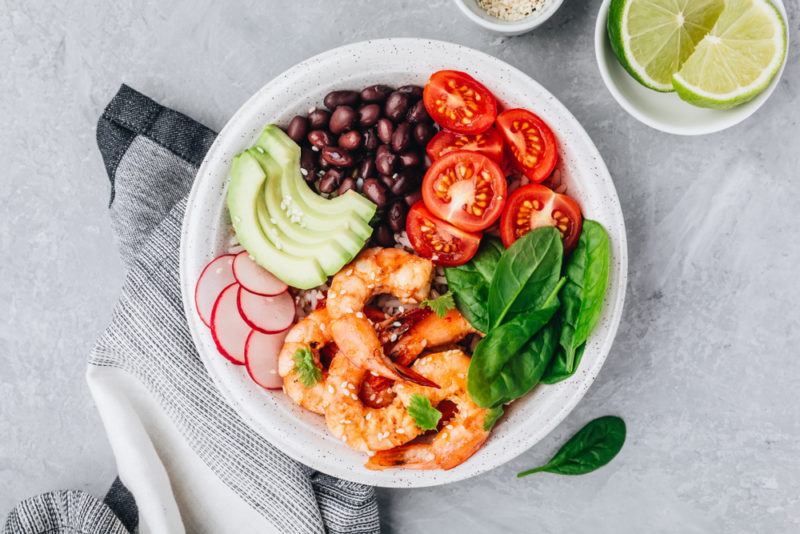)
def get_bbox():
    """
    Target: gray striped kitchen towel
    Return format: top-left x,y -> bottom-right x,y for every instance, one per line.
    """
3,85 -> 379,534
